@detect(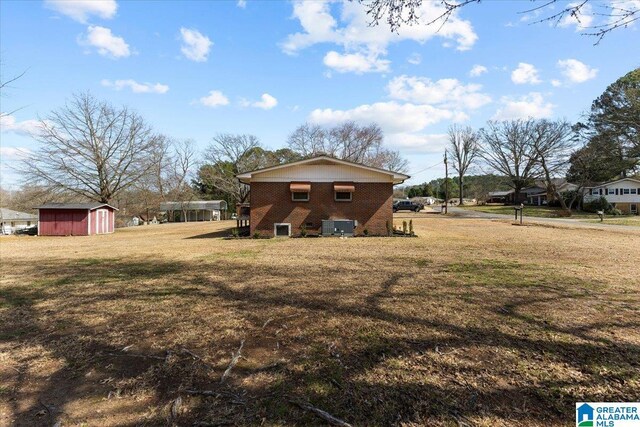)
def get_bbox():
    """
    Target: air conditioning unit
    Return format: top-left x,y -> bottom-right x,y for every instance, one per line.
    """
321,219 -> 355,236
